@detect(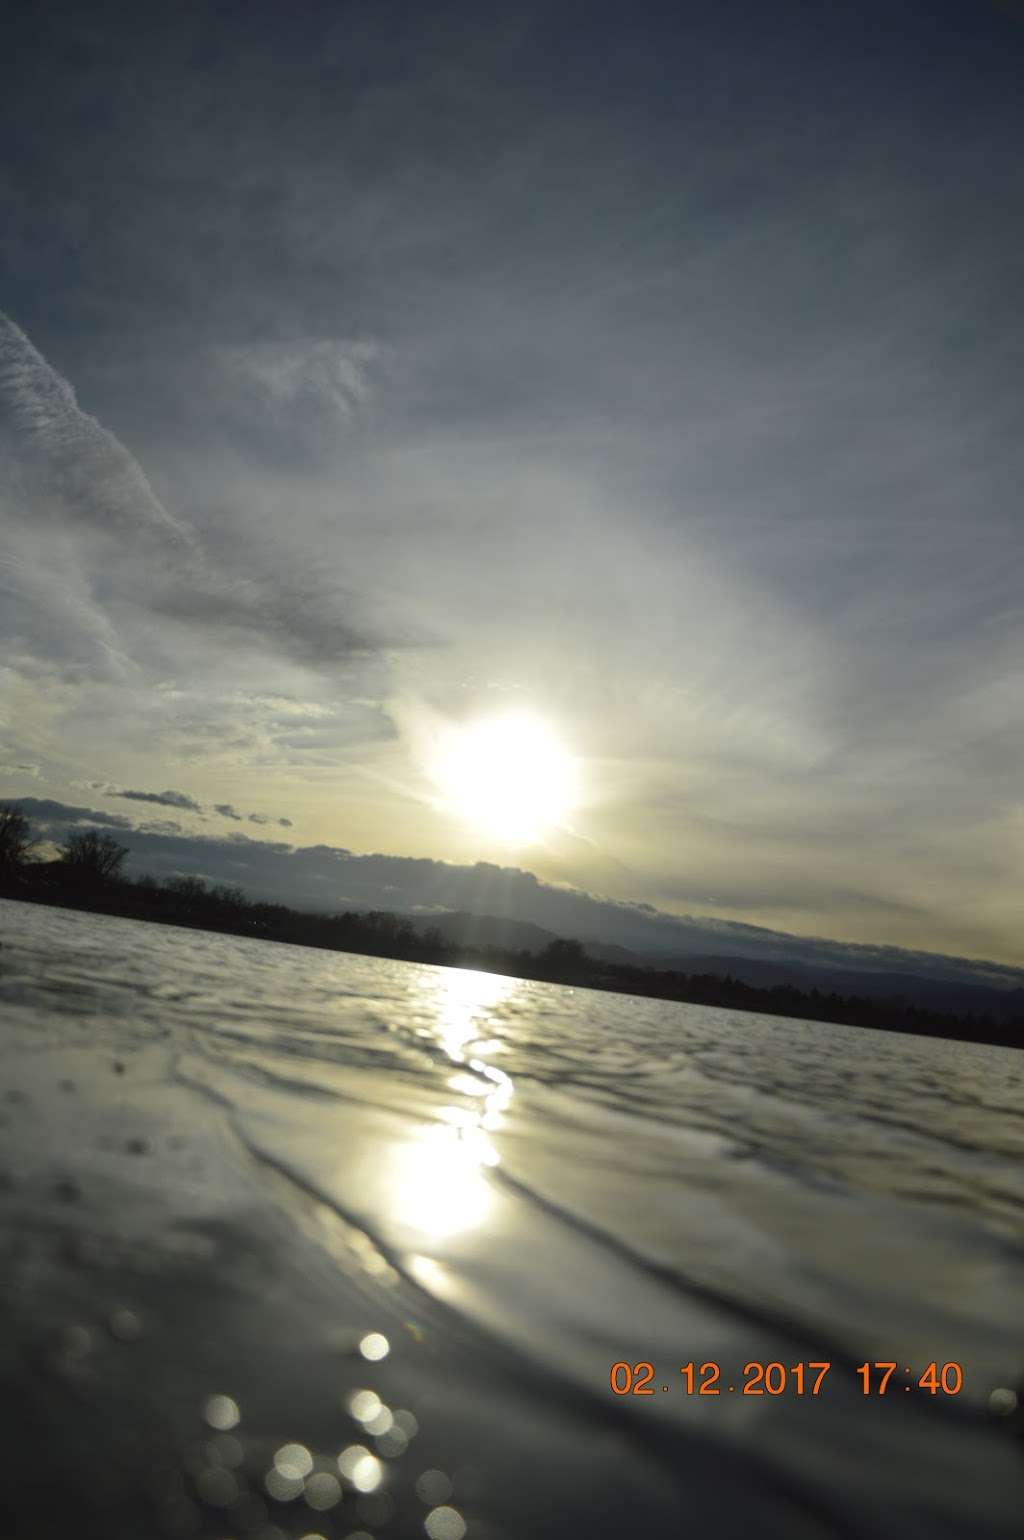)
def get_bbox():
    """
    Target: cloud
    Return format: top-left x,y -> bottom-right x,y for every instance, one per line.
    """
136,818 -> 183,836
0,311 -> 194,549
0,312 -> 391,680
205,338 -> 379,455
109,787 -> 203,812
12,796 -> 133,830
218,806 -> 290,828
0,762 -> 39,777
104,788 -> 293,826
